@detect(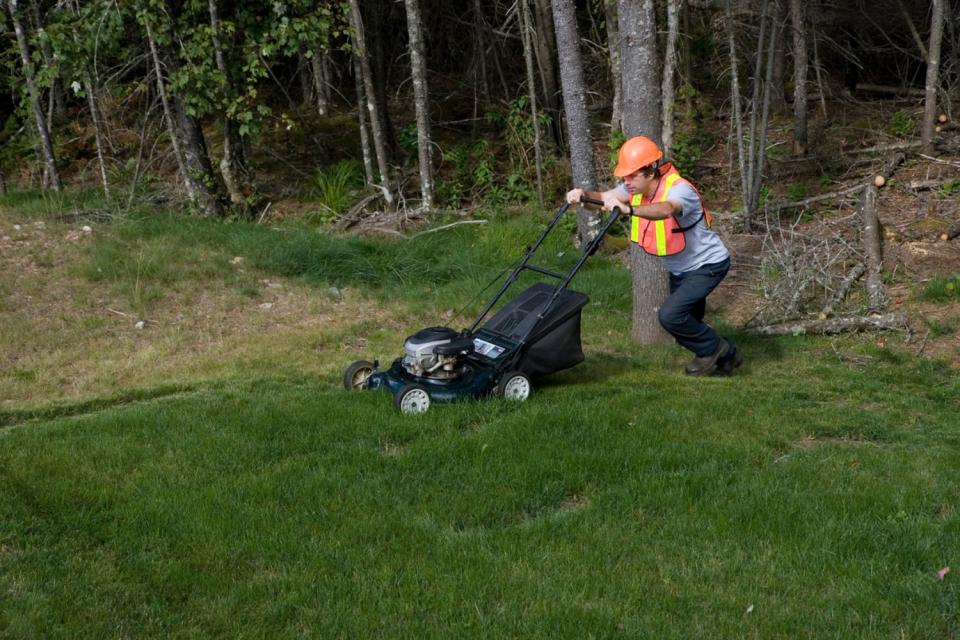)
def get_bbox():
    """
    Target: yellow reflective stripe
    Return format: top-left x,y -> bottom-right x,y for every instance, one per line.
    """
660,172 -> 681,201
654,220 -> 667,255
630,215 -> 640,243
